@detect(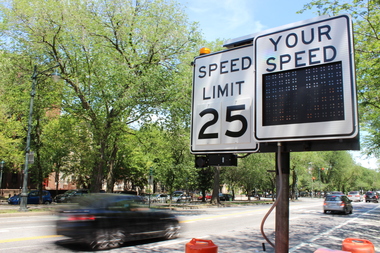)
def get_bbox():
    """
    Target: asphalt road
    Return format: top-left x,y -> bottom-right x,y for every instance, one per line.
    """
0,198 -> 379,252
